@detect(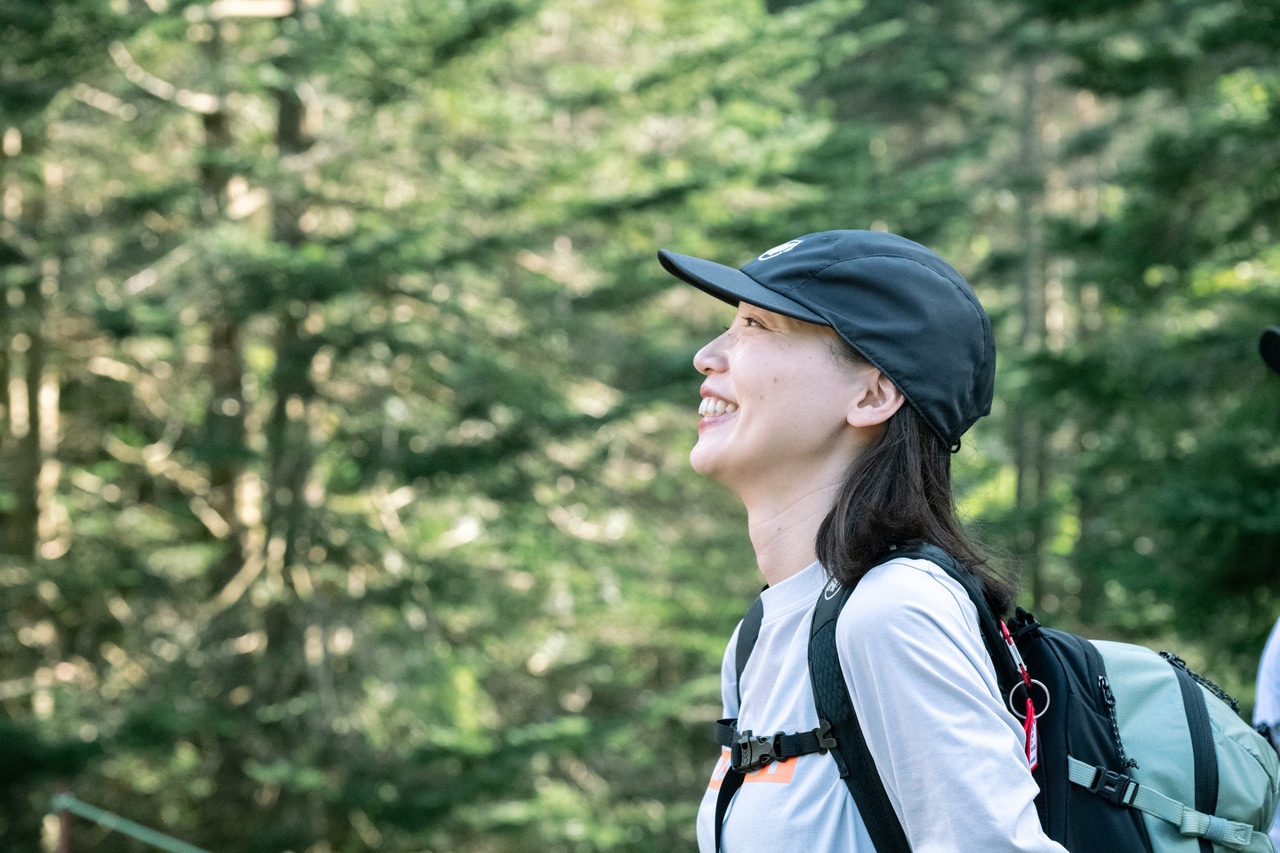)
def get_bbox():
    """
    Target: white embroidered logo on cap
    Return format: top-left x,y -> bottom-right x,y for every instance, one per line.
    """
758,240 -> 802,261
